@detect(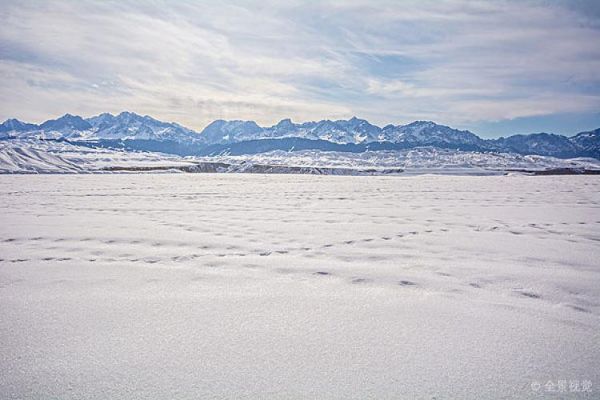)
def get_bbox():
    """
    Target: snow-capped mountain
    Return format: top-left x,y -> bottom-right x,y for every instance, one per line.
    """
301,117 -> 382,143
570,128 -> 600,159
490,133 -> 582,158
200,120 -> 263,144
196,118 -> 599,157
1,112 -> 202,143
334,117 -> 382,143
40,113 -> 93,133
380,121 -> 484,148
198,118 -> 484,148
1,112 -> 599,159
199,117 -> 382,144
4,114 -> 94,140
0,119 -> 38,137
85,112 -> 200,142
